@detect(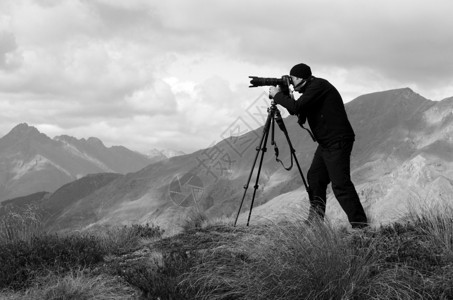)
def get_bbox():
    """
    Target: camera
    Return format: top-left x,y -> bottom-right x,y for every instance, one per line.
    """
248,75 -> 293,88
249,75 -> 293,96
